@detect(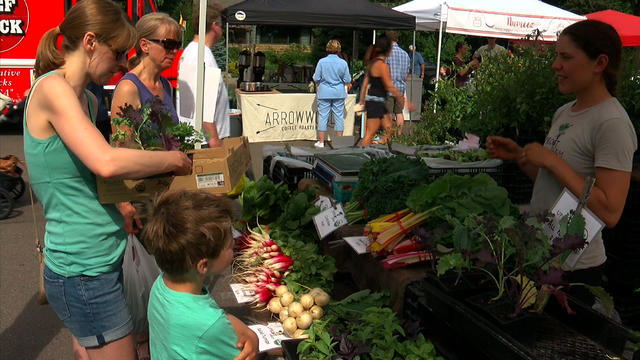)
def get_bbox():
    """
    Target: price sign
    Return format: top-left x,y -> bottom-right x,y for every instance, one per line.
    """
314,195 -> 333,211
313,203 -> 348,239
229,283 -> 254,304
343,236 -> 371,254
